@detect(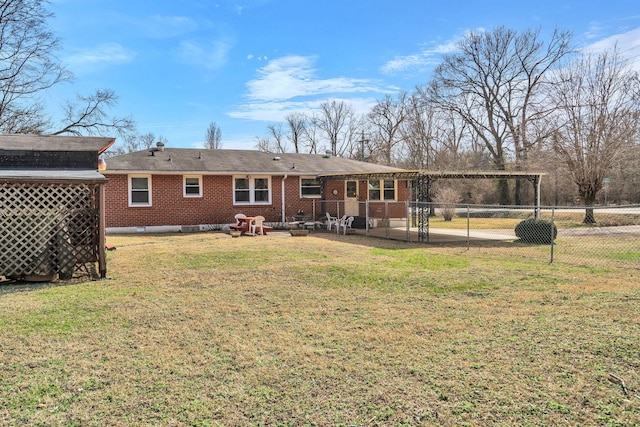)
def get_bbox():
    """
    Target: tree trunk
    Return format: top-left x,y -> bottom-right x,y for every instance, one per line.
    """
497,178 -> 510,205
514,178 -> 523,205
584,207 -> 595,224
579,182 -> 598,224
